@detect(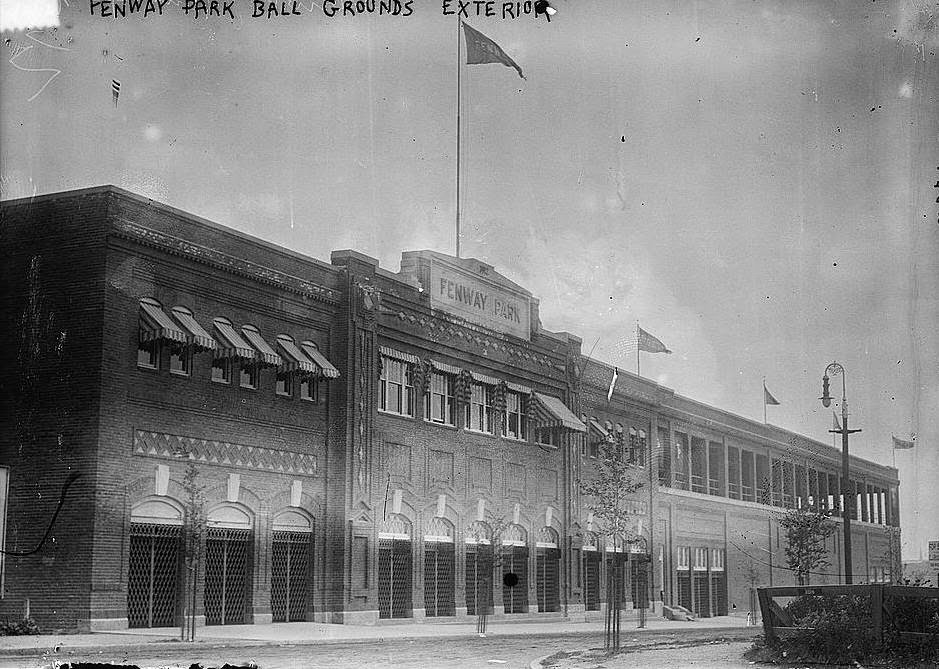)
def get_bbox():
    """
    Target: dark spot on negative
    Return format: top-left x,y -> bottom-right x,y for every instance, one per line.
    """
503,572 -> 519,588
